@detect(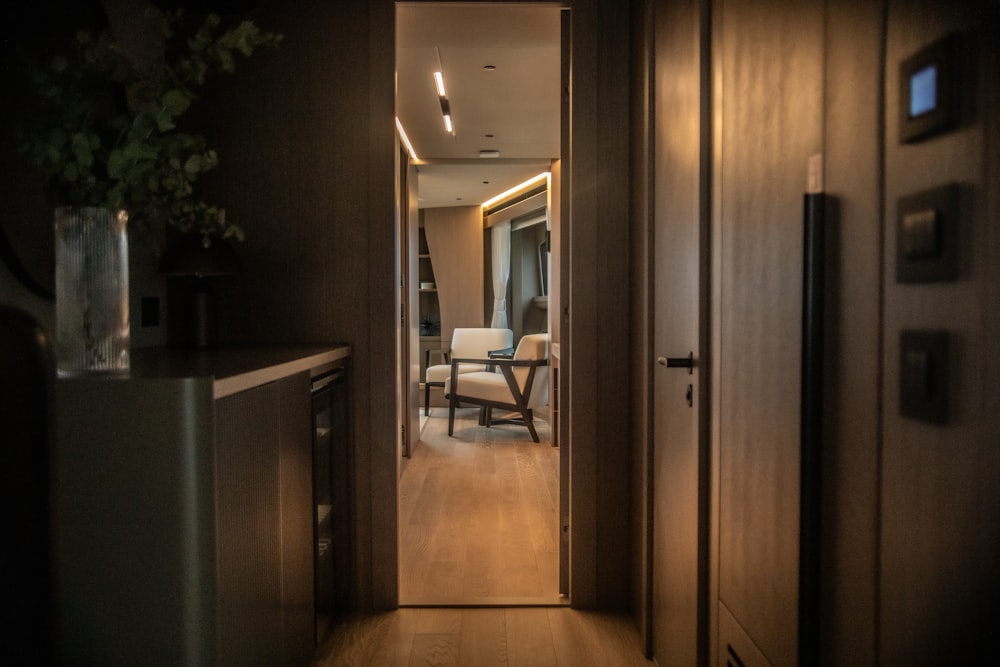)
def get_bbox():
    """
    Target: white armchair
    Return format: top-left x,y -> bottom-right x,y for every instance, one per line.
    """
424,327 -> 514,416
444,333 -> 550,443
